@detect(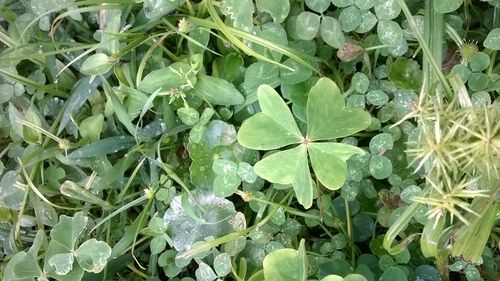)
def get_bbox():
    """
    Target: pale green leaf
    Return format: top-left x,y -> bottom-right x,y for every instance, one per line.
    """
484,28 -> 500,50
48,253 -> 74,275
220,0 -> 255,32
320,16 -> 345,49
237,85 -> 303,150
295,12 -> 320,41
74,239 -> 111,273
306,78 -> 371,141
434,0 -> 463,13
194,75 -> 245,105
254,145 -> 304,184
308,143 -> 365,190
263,248 -> 303,281
0,171 -> 25,210
256,0 -> 290,23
